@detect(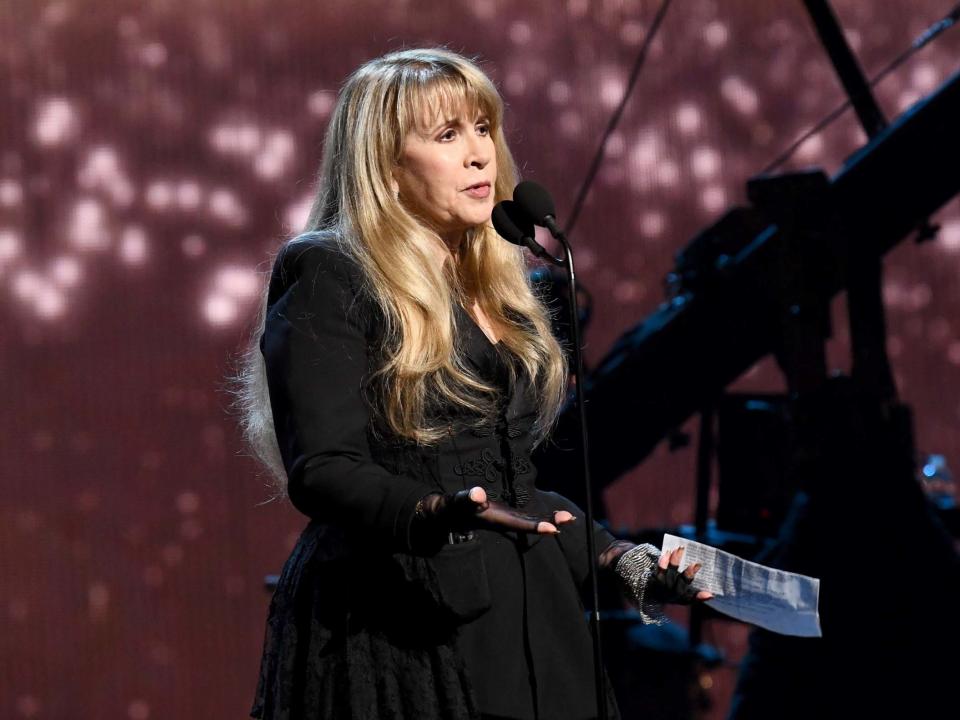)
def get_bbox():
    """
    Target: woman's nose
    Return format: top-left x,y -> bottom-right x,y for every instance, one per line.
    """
465,137 -> 491,168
